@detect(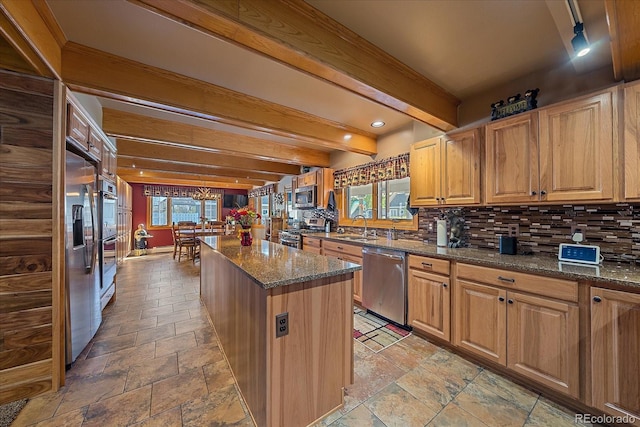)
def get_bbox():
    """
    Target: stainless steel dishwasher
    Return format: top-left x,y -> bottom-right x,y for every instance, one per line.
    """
362,246 -> 407,325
